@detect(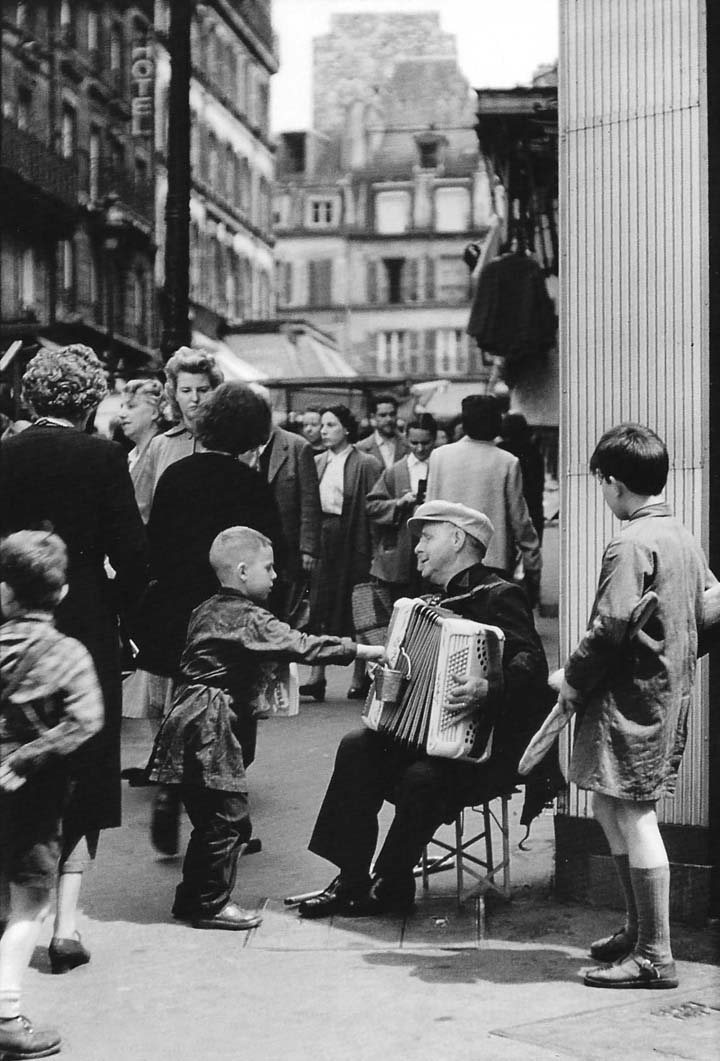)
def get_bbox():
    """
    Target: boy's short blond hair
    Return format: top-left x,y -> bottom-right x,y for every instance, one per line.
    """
0,529 -> 68,610
209,526 -> 272,579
